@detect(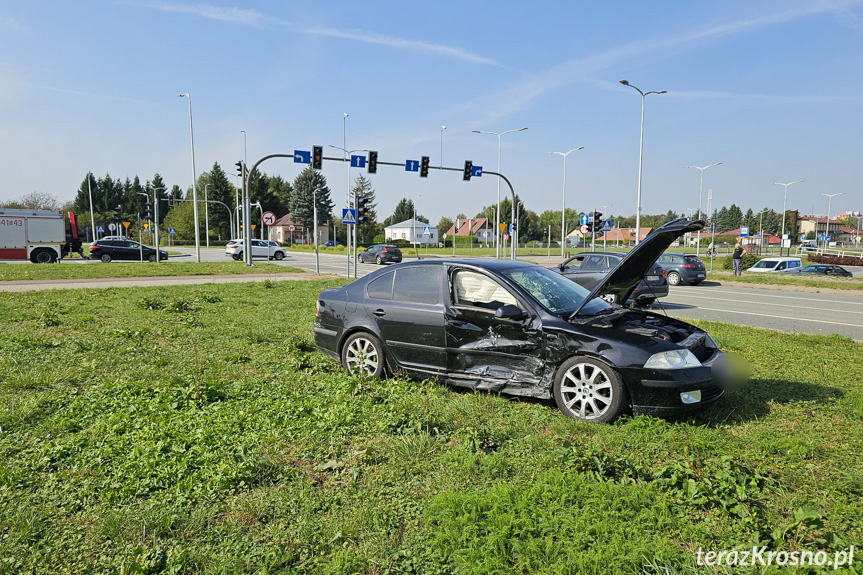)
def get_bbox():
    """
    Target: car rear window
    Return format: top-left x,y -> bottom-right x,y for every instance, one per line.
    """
683,256 -> 703,265
367,272 -> 394,300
